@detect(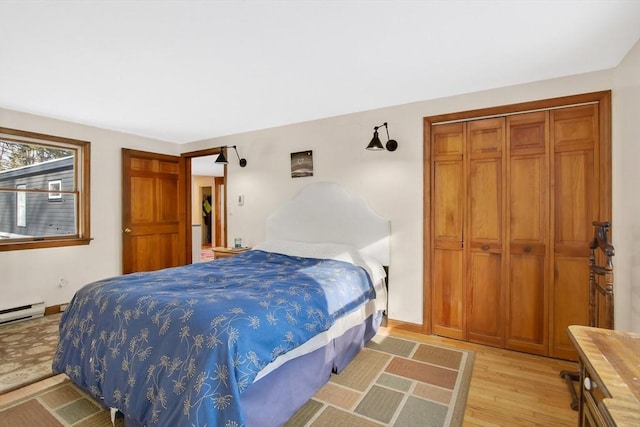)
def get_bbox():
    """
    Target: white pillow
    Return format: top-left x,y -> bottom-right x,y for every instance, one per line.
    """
360,253 -> 387,286
253,240 -> 386,283
253,239 -> 358,262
